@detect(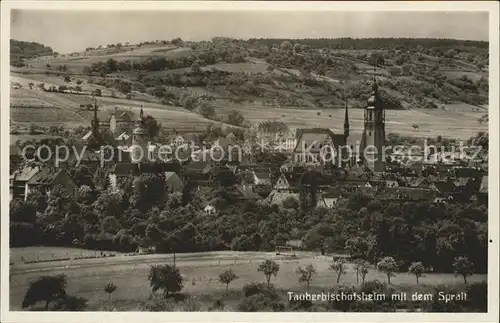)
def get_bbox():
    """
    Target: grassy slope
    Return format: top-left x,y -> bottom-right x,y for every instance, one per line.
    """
11,43 -> 489,138
10,247 -> 486,311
